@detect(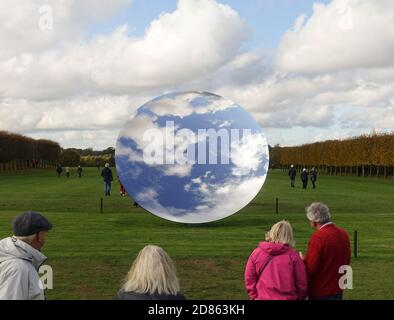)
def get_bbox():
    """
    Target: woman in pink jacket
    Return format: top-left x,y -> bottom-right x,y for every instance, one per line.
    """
244,220 -> 307,300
